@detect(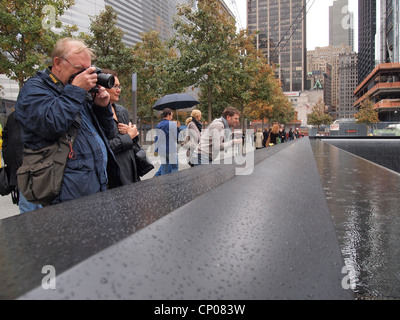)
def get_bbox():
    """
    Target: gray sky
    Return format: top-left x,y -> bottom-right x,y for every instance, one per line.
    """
225,0 -> 358,51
